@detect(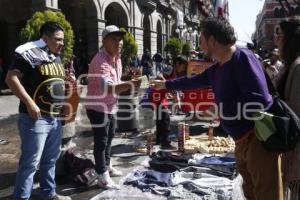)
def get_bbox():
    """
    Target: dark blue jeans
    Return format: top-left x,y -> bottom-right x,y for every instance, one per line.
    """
13,113 -> 61,200
142,67 -> 153,80
156,107 -> 171,145
155,62 -> 162,75
86,109 -> 115,174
